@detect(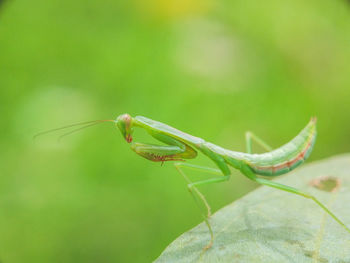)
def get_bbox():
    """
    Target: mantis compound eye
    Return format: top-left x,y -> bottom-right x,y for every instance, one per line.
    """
116,113 -> 134,143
